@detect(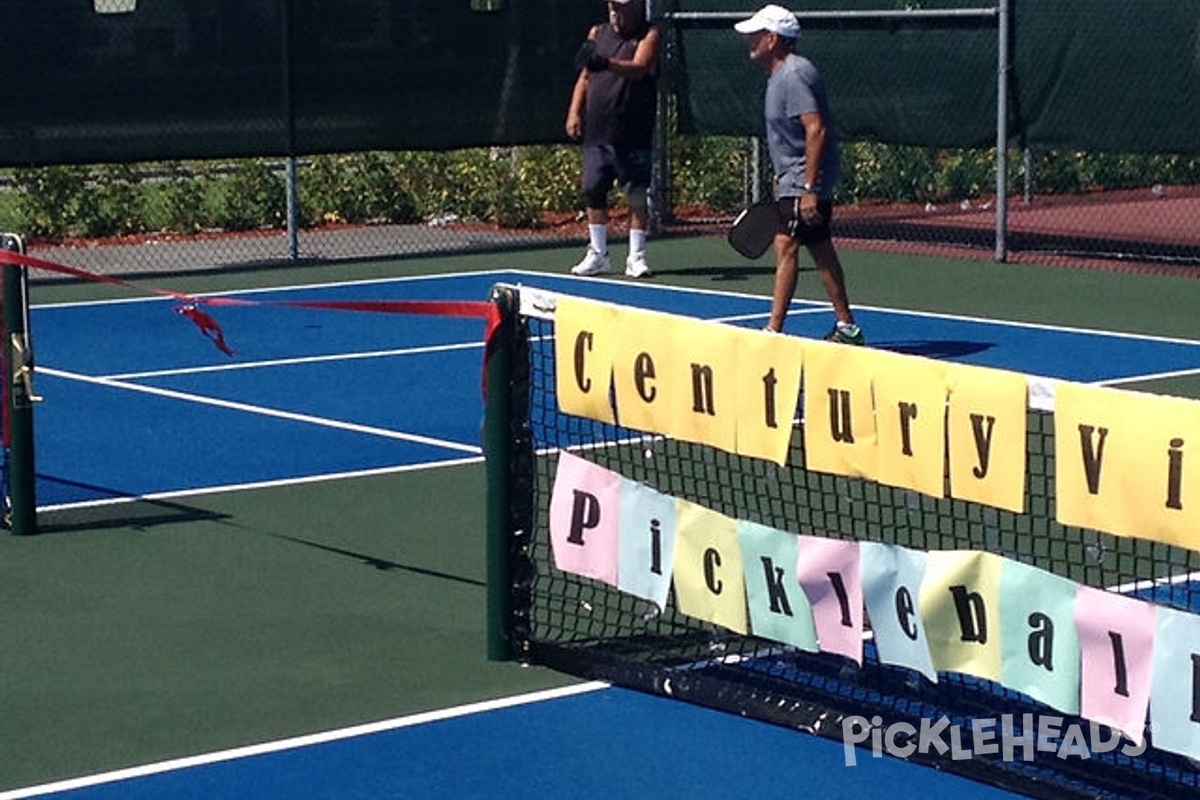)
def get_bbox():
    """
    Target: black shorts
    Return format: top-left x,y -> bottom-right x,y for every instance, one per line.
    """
777,196 -> 834,245
581,144 -> 652,207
